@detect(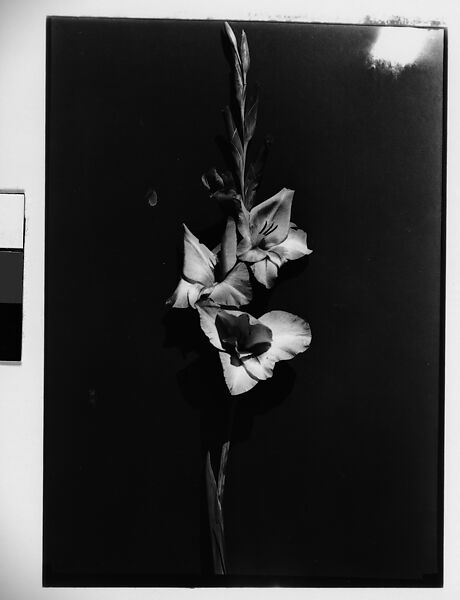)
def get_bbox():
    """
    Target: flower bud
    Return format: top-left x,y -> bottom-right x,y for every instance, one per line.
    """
240,30 -> 250,75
